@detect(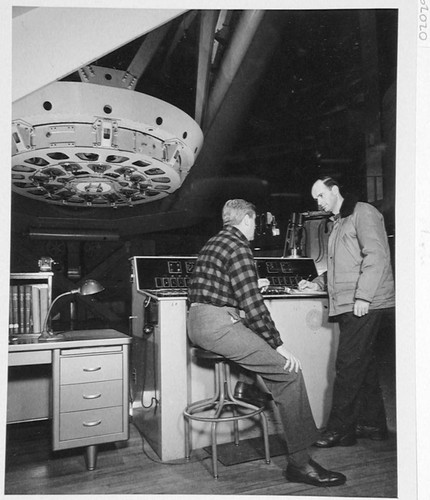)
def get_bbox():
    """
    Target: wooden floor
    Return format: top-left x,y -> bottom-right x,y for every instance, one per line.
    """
4,418 -> 397,497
